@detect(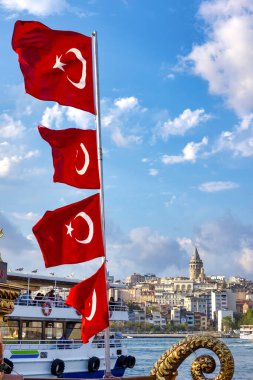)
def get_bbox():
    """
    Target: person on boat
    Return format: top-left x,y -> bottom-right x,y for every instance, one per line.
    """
55,294 -> 64,307
16,290 -> 33,305
109,296 -> 116,305
44,289 -> 55,302
34,292 -> 44,306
